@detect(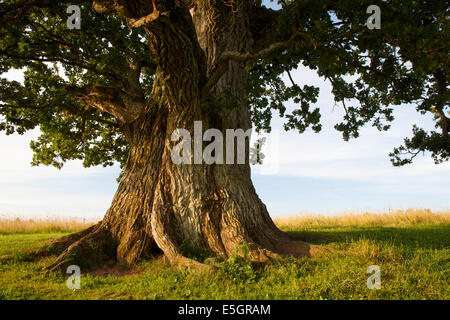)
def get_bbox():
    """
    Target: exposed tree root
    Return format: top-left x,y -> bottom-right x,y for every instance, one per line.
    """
29,219 -> 333,275
275,238 -> 334,258
28,224 -> 333,274
220,234 -> 333,266
172,255 -> 217,273
29,223 -> 101,259
43,226 -> 117,272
